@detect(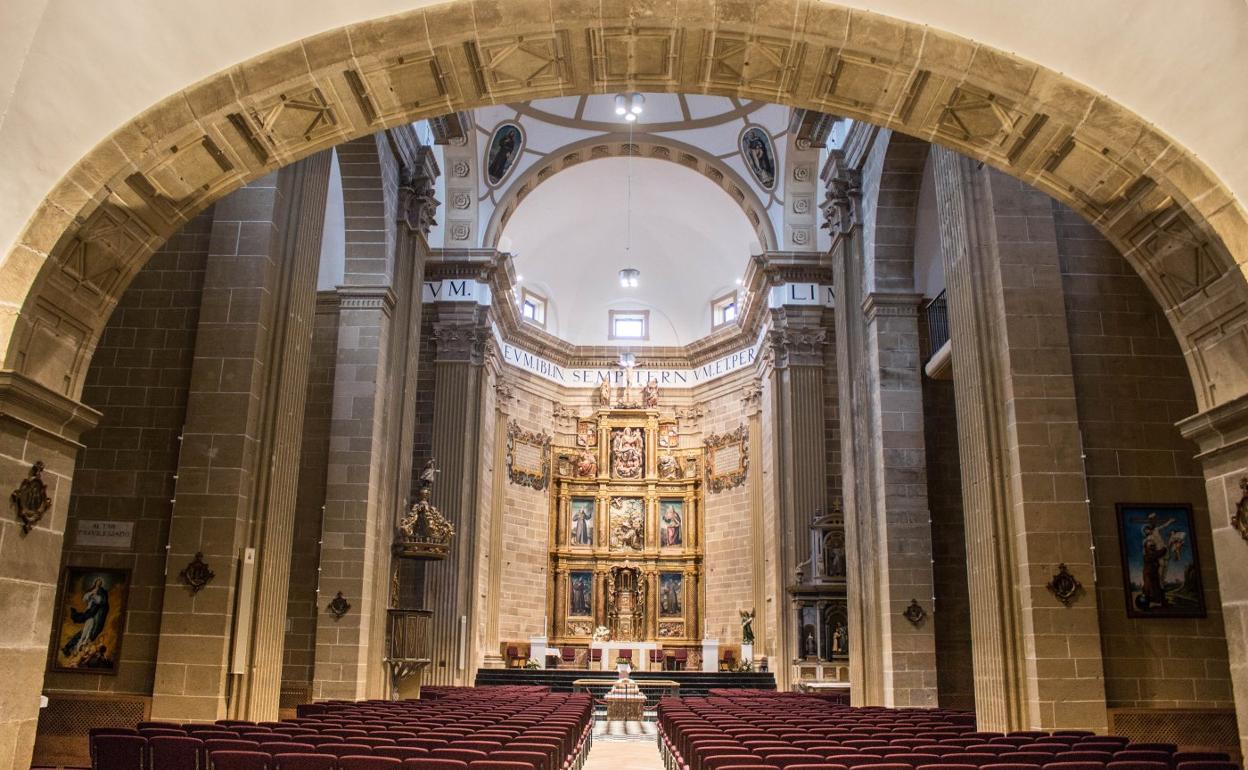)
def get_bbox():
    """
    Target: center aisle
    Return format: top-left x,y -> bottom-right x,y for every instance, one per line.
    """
585,722 -> 664,770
